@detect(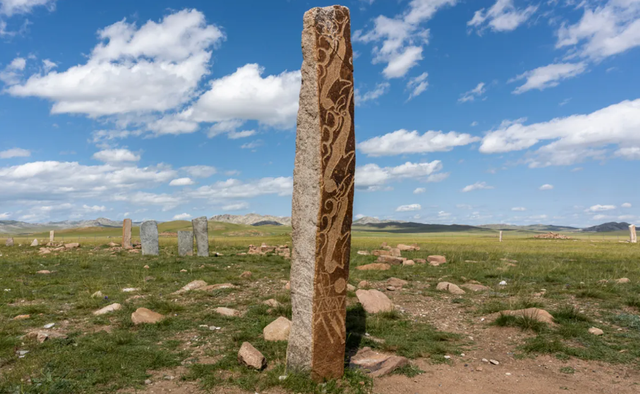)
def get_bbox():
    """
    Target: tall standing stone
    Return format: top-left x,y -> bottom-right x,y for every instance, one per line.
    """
178,230 -> 194,256
122,219 -> 132,249
140,221 -> 159,256
499,231 -> 503,242
286,6 -> 355,381
49,230 -> 55,243
630,224 -> 637,243
192,217 -> 209,257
